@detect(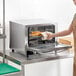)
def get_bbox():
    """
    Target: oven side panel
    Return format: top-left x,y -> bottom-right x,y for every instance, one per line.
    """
9,21 -> 25,52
